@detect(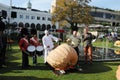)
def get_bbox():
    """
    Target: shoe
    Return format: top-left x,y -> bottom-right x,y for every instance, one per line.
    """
45,62 -> 49,65
22,66 -> 28,69
77,68 -> 83,72
0,66 -> 4,68
27,65 -> 31,67
0,65 -> 7,68
90,62 -> 93,65
69,66 -> 75,69
22,65 -> 31,69
60,70 -> 66,74
3,63 -> 6,65
53,70 -> 59,75
53,70 -> 65,75
88,62 -> 93,65
84,62 -> 88,65
33,63 -> 37,65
